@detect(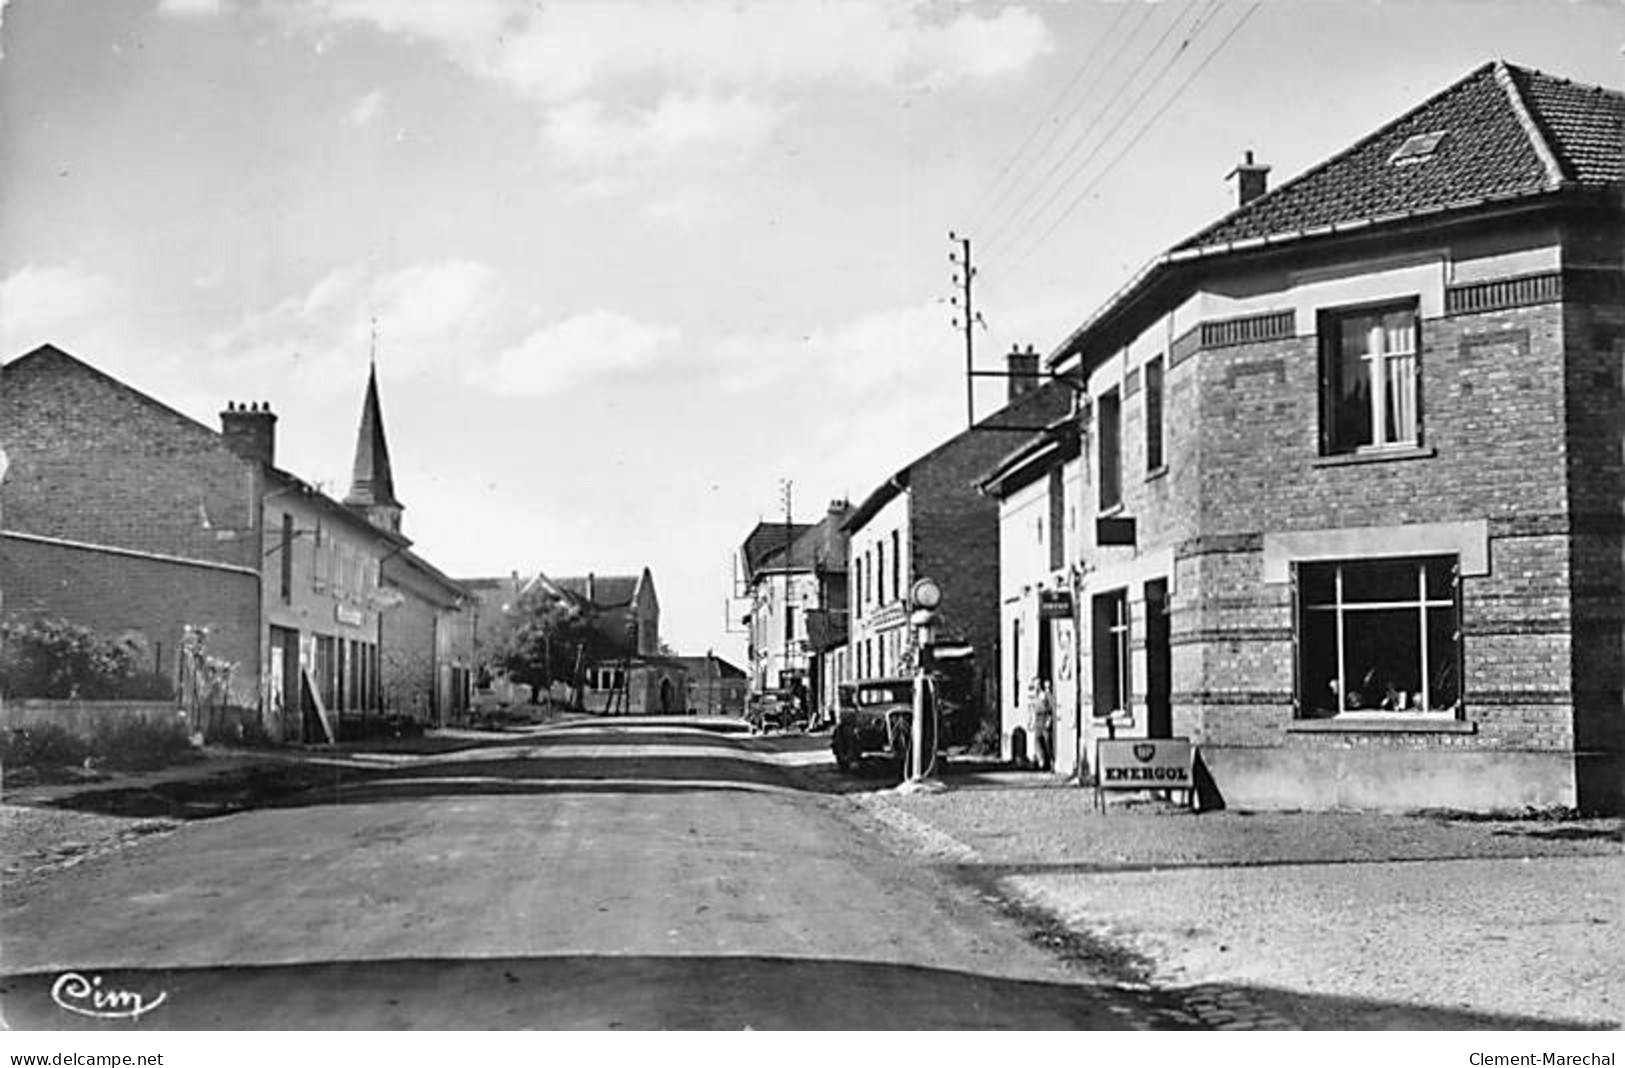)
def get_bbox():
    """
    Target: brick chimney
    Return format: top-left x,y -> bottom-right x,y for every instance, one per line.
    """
1007,344 -> 1040,402
220,401 -> 277,468
1227,149 -> 1270,207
